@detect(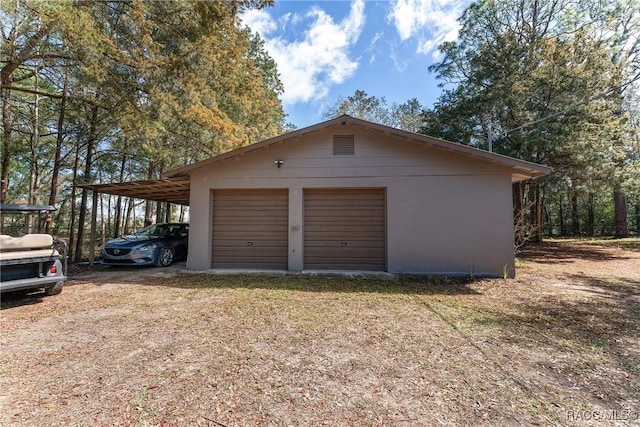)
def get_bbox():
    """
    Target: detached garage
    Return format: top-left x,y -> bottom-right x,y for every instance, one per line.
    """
164,115 -> 551,277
